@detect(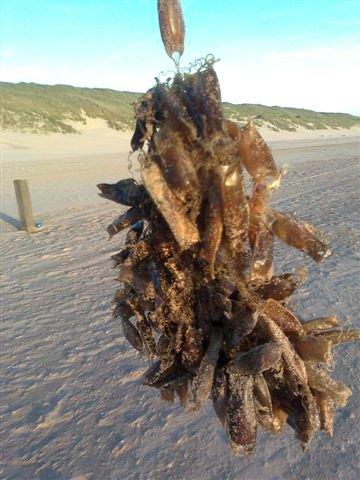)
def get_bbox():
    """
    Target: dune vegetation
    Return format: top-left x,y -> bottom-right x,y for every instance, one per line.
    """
1,81 -> 359,134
